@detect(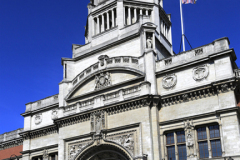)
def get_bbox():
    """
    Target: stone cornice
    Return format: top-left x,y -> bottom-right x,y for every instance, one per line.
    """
0,137 -> 23,151
21,103 -> 58,117
21,144 -> 58,154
